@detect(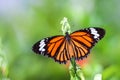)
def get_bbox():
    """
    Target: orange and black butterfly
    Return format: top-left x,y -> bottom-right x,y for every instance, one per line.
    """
32,27 -> 105,64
